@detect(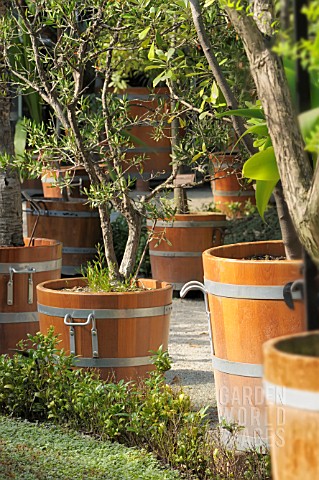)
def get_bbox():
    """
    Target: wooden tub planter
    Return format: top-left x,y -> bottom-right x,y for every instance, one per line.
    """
263,331 -> 319,480
147,213 -> 227,291
23,198 -> 102,276
210,153 -> 255,217
0,238 -> 62,355
36,278 -> 172,382
181,240 -> 305,450
41,166 -> 90,199
114,87 -> 172,191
